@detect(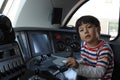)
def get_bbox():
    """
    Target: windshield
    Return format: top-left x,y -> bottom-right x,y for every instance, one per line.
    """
67,0 -> 119,40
